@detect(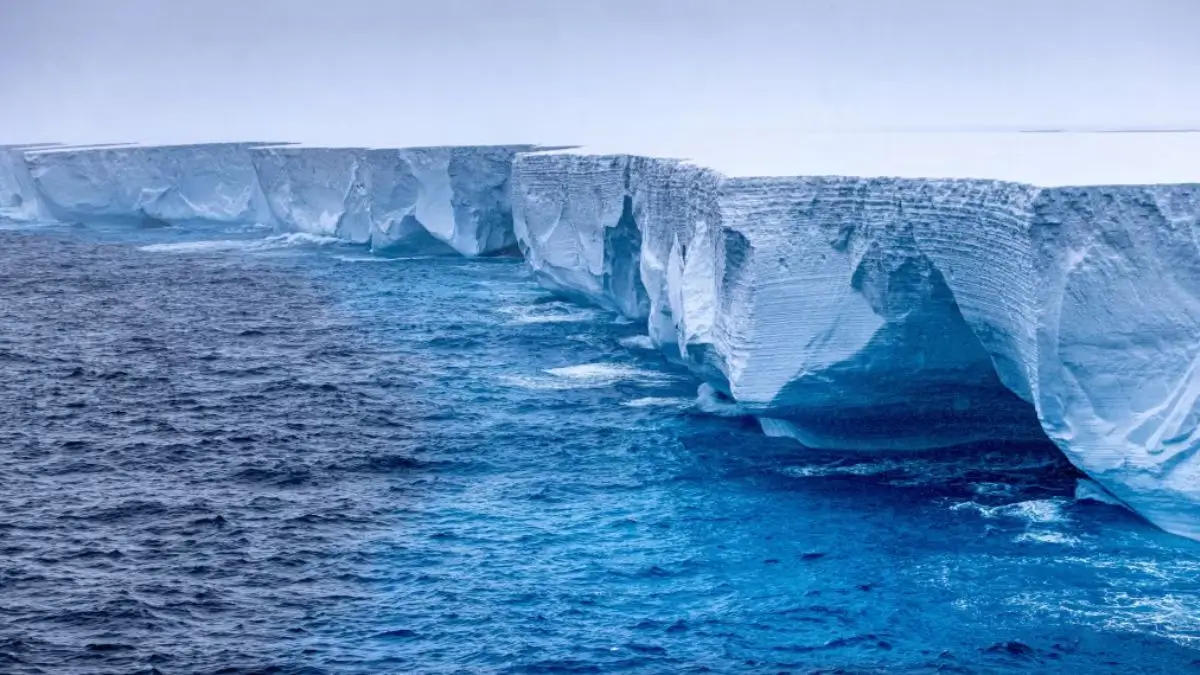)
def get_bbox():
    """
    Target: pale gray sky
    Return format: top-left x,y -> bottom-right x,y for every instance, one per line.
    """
1,0 -> 1197,146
